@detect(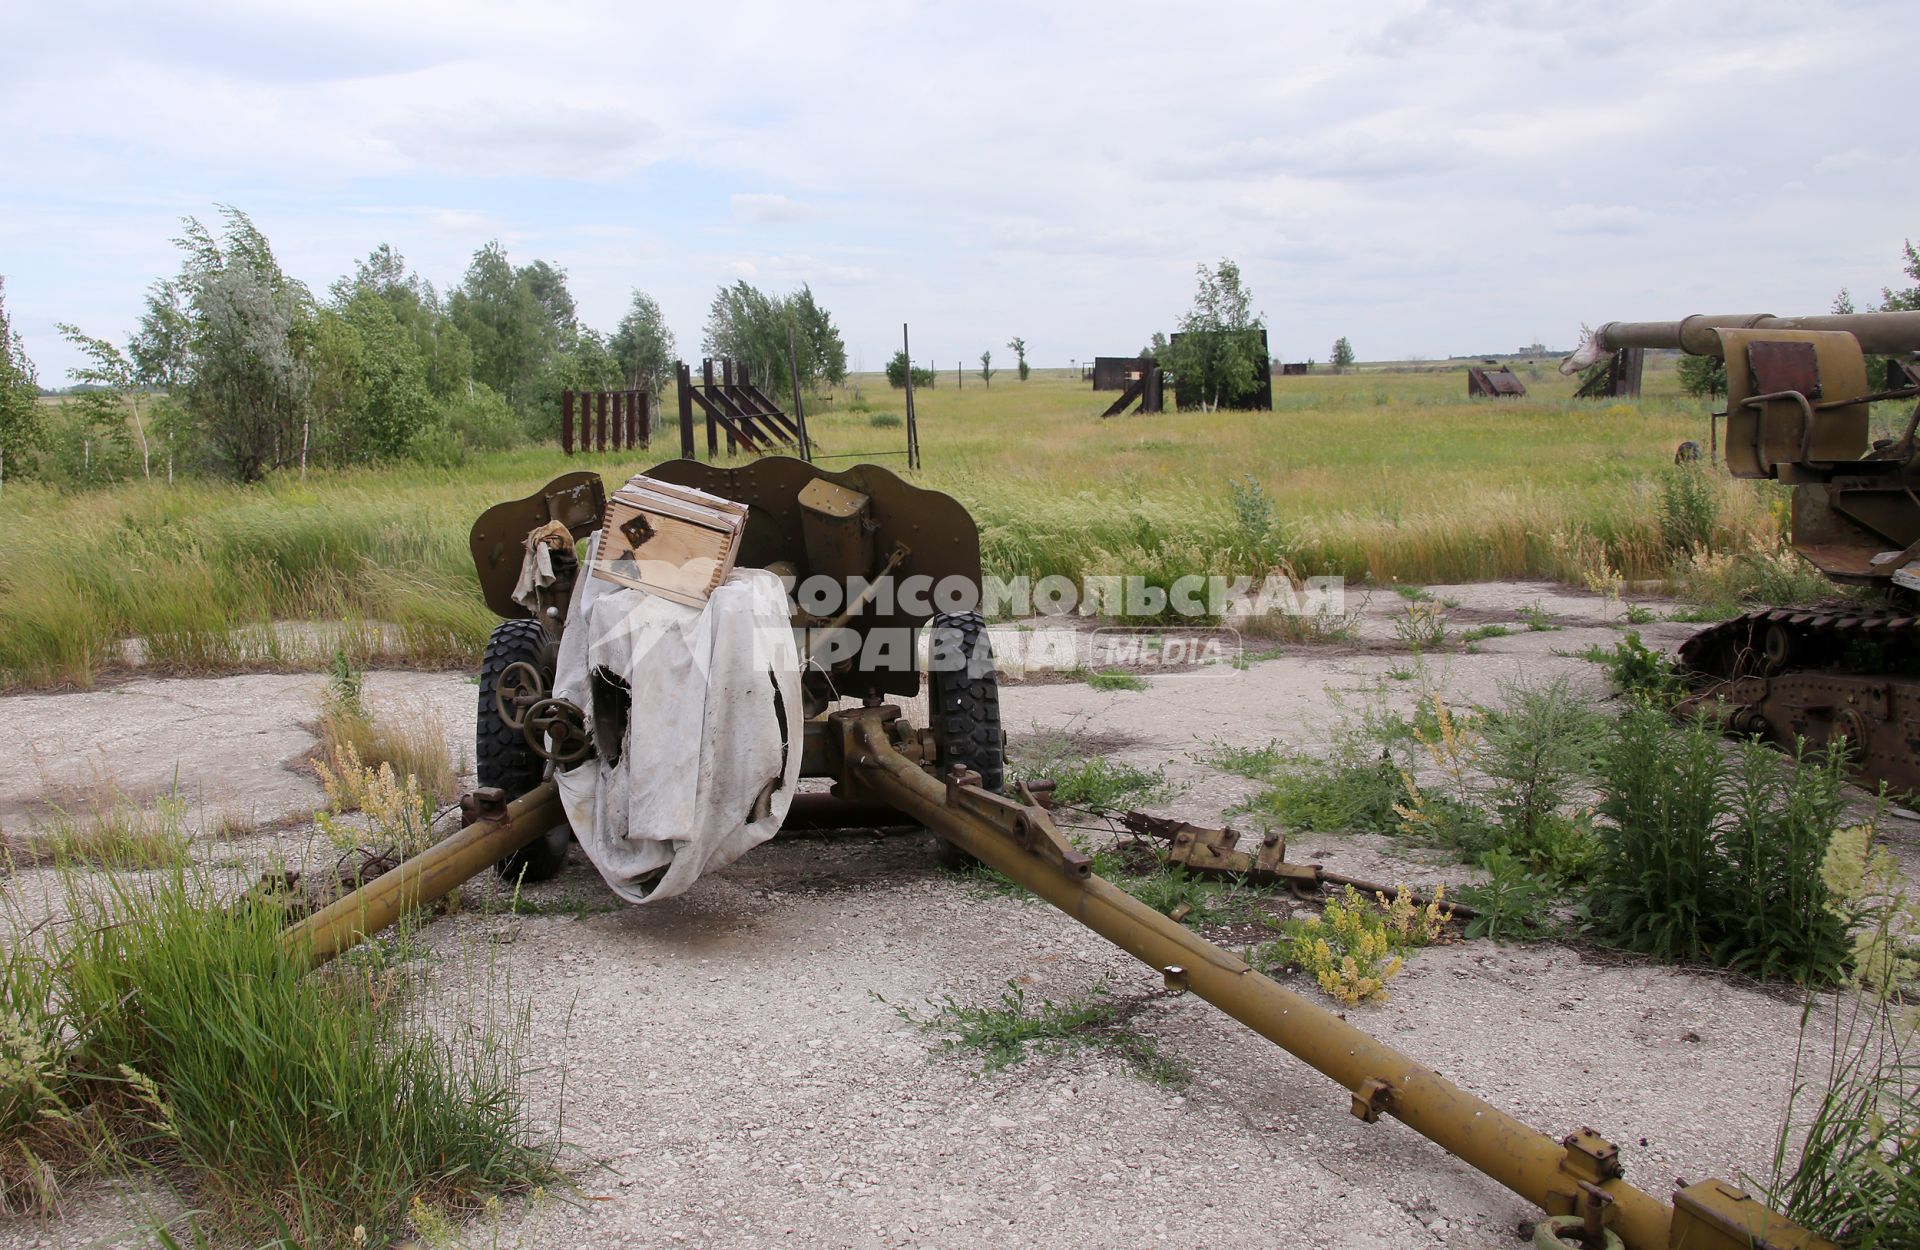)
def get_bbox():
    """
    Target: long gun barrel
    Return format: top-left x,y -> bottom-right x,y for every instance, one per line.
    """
1560,310 -> 1920,373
